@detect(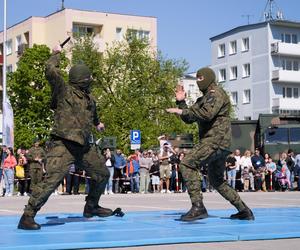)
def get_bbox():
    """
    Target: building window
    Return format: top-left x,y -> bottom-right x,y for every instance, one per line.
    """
294,88 -> 299,98
242,37 -> 249,52
15,35 -> 22,52
218,68 -> 226,82
243,89 -> 251,104
128,29 -> 150,40
281,33 -> 298,44
229,40 -> 237,55
230,66 -> 237,80
231,91 -> 238,105
292,34 -> 298,44
218,43 -> 225,58
244,116 -> 251,120
6,39 -> 12,55
7,64 -> 13,73
116,27 -> 123,41
242,63 -> 250,77
282,59 -> 299,71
